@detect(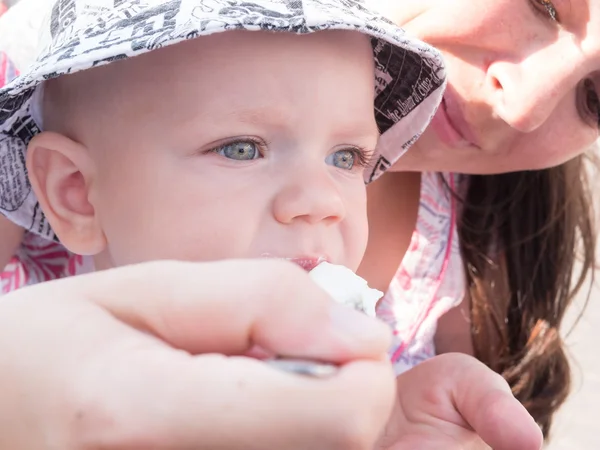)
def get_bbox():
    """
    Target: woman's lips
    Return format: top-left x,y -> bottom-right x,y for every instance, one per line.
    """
430,93 -> 480,149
